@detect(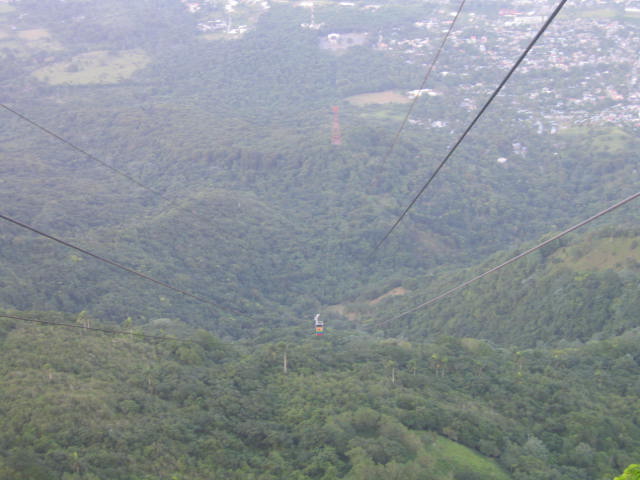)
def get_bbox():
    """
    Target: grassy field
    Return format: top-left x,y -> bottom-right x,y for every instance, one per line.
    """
427,436 -> 512,480
559,125 -> 633,155
552,236 -> 640,272
346,90 -> 411,106
0,27 -> 63,58
355,105 -> 407,122
0,3 -> 15,14
32,49 -> 151,85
